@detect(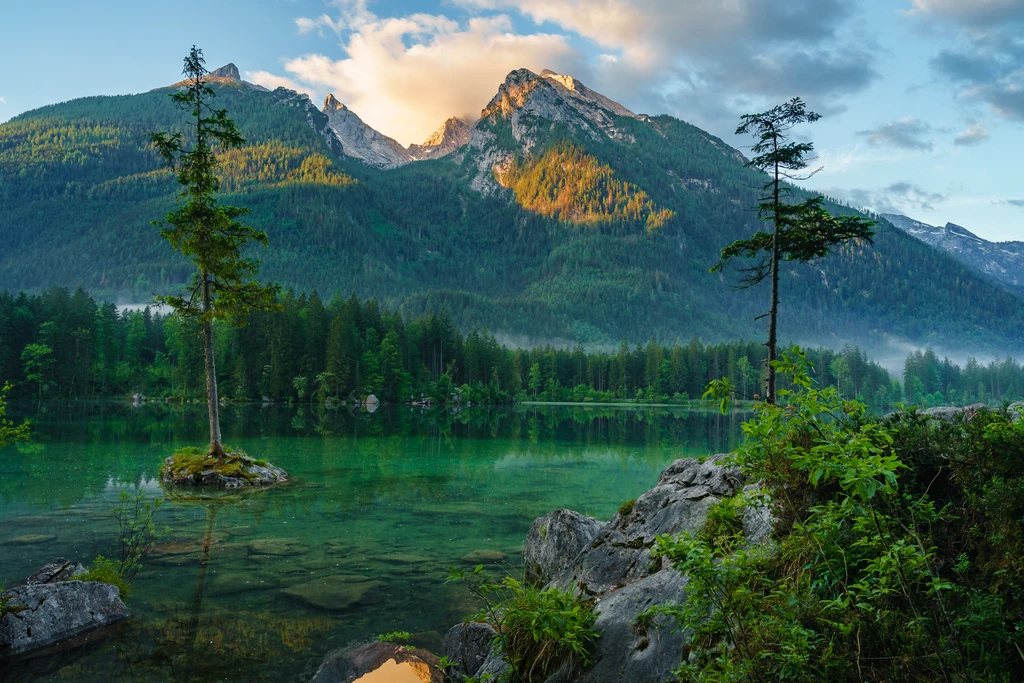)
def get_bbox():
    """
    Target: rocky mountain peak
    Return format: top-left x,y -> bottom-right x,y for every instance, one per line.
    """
883,213 -> 1024,294
209,63 -> 241,81
323,94 -> 347,112
408,117 -> 471,161
320,98 -> 412,169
